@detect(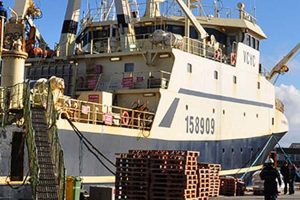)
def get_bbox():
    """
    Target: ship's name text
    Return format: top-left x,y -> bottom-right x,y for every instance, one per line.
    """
185,116 -> 215,134
243,51 -> 256,67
